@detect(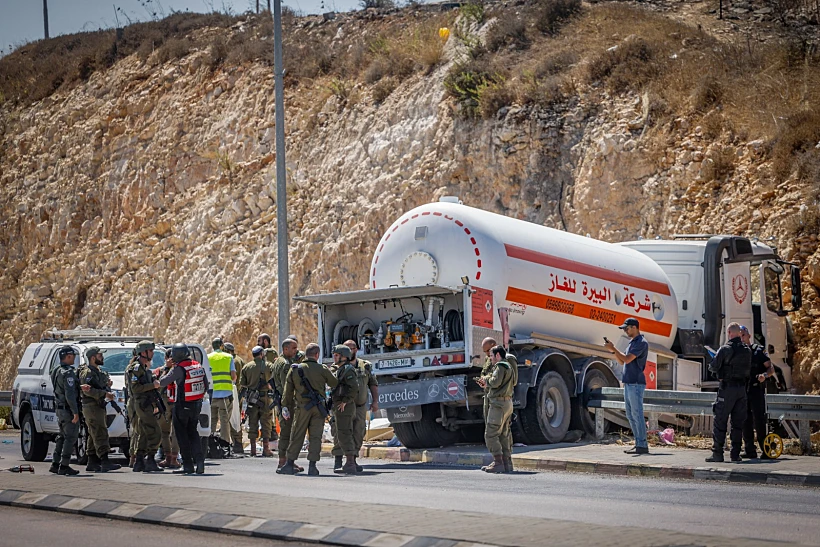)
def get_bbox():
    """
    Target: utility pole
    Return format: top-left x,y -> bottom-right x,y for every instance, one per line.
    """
43,0 -> 50,39
273,0 -> 289,344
